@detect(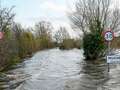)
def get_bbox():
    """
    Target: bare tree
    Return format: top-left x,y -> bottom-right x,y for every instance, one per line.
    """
54,26 -> 70,43
12,23 -> 24,39
69,0 -> 120,35
0,6 -> 15,32
35,21 -> 53,38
